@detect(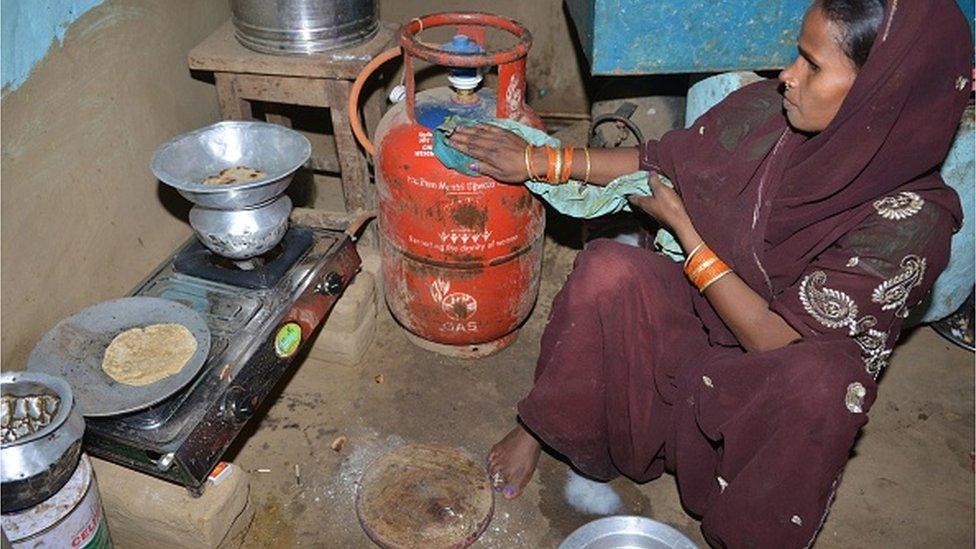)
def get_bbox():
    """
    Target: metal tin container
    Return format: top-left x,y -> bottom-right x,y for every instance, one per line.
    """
1,455 -> 112,548
232,0 -> 379,55
1,372 -> 85,512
